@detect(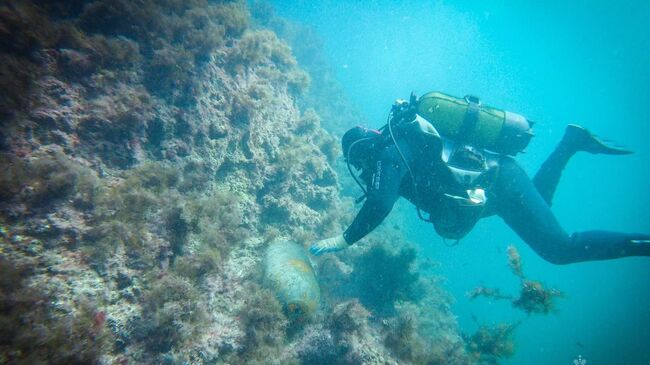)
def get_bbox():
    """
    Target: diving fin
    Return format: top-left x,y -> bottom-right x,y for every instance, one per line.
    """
631,239 -> 650,245
564,124 -> 633,155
